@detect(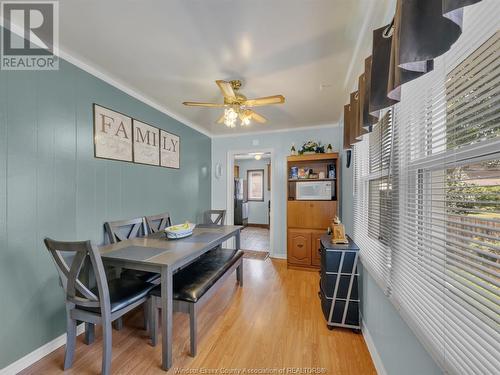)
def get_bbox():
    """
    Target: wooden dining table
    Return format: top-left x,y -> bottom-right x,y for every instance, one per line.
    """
99,224 -> 242,370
